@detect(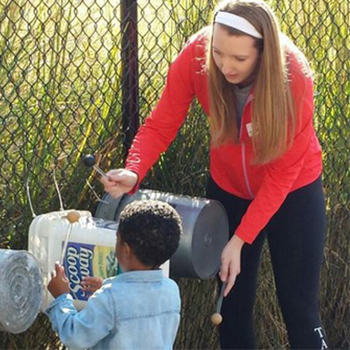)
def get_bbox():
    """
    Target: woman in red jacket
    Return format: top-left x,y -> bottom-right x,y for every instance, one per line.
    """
101,0 -> 328,348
